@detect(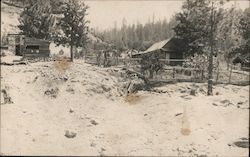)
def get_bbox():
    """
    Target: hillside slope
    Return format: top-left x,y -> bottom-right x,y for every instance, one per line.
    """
1,2 -> 22,35
1,61 -> 249,156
